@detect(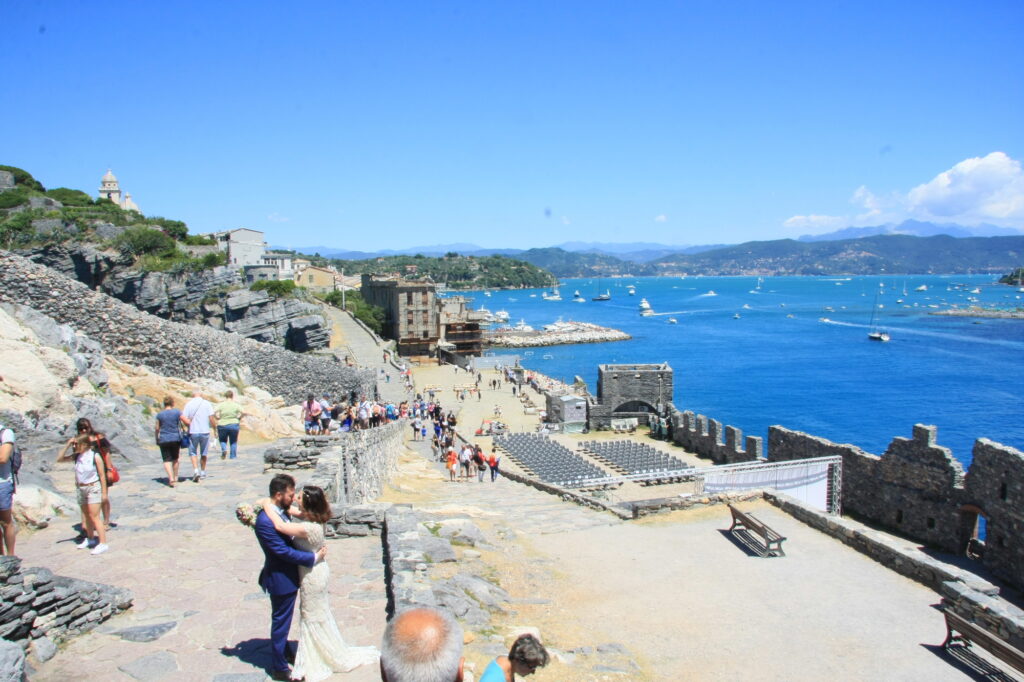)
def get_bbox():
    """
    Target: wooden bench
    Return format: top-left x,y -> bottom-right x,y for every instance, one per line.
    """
727,504 -> 787,557
941,609 -> 1024,676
